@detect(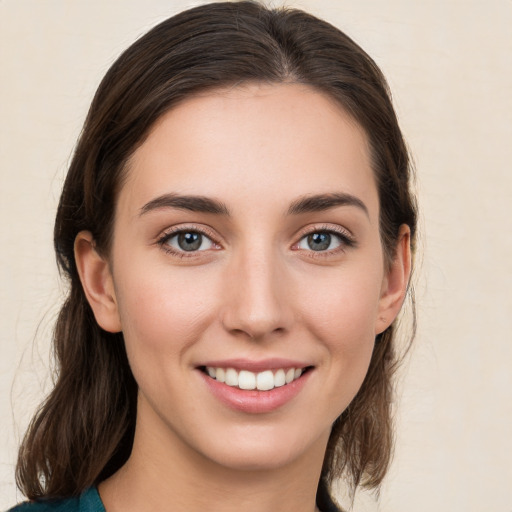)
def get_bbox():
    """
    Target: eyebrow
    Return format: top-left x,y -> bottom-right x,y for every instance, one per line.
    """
139,191 -> 368,218
139,193 -> 230,216
287,192 -> 369,217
